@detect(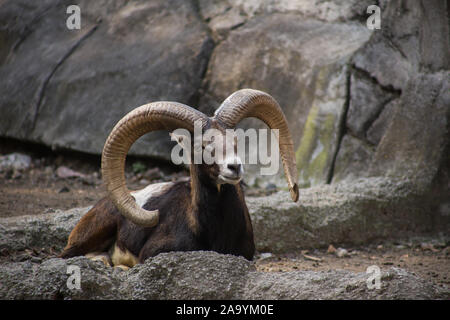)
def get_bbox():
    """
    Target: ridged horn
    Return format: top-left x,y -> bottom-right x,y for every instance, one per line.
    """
214,89 -> 299,202
101,102 -> 208,227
